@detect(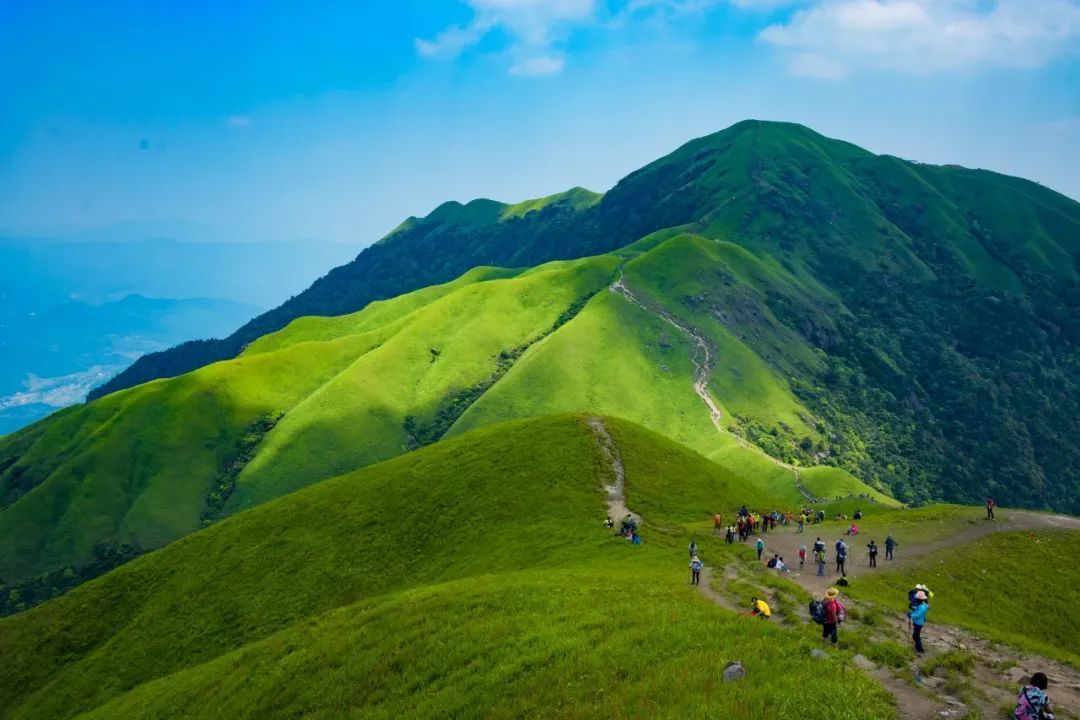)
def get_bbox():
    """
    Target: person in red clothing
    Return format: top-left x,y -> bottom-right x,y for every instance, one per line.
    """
714,513 -> 723,535
986,496 -> 996,520
822,587 -> 844,647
